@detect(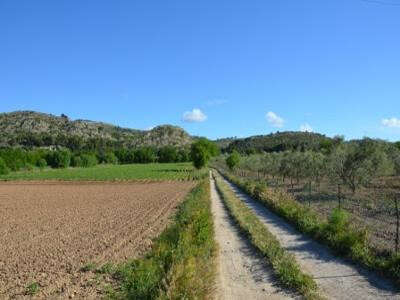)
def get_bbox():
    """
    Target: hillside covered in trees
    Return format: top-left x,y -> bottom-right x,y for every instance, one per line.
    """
0,111 -> 193,150
219,131 -> 339,154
